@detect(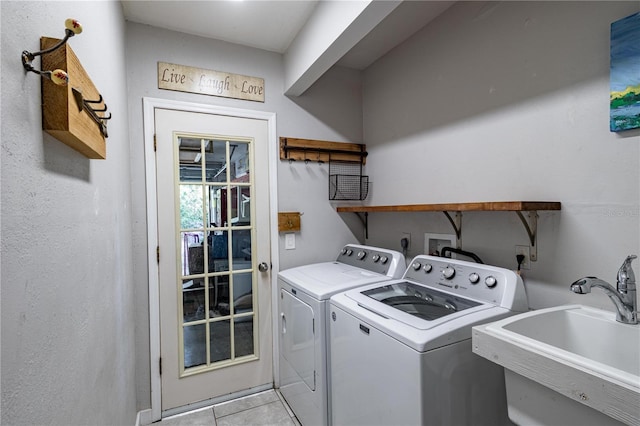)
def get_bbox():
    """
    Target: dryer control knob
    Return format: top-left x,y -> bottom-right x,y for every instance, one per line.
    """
380,256 -> 389,264
340,248 -> 348,255
469,272 -> 480,284
485,276 -> 498,288
442,265 -> 456,279
345,249 -> 353,256
372,254 -> 381,263
423,264 -> 433,273
357,251 -> 367,260
412,261 -> 422,270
